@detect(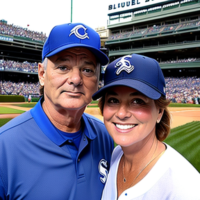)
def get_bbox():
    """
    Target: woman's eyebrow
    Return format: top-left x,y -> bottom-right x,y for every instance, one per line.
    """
106,91 -> 147,97
130,92 -> 145,97
106,91 -> 118,96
